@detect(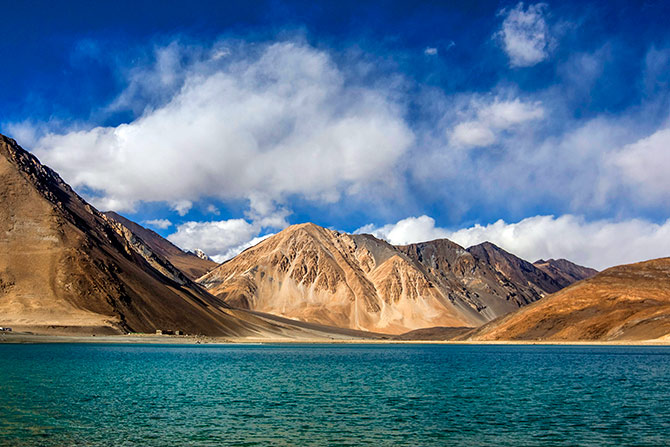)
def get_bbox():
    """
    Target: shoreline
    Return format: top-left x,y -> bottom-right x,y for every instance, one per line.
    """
1,332 -> 670,346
